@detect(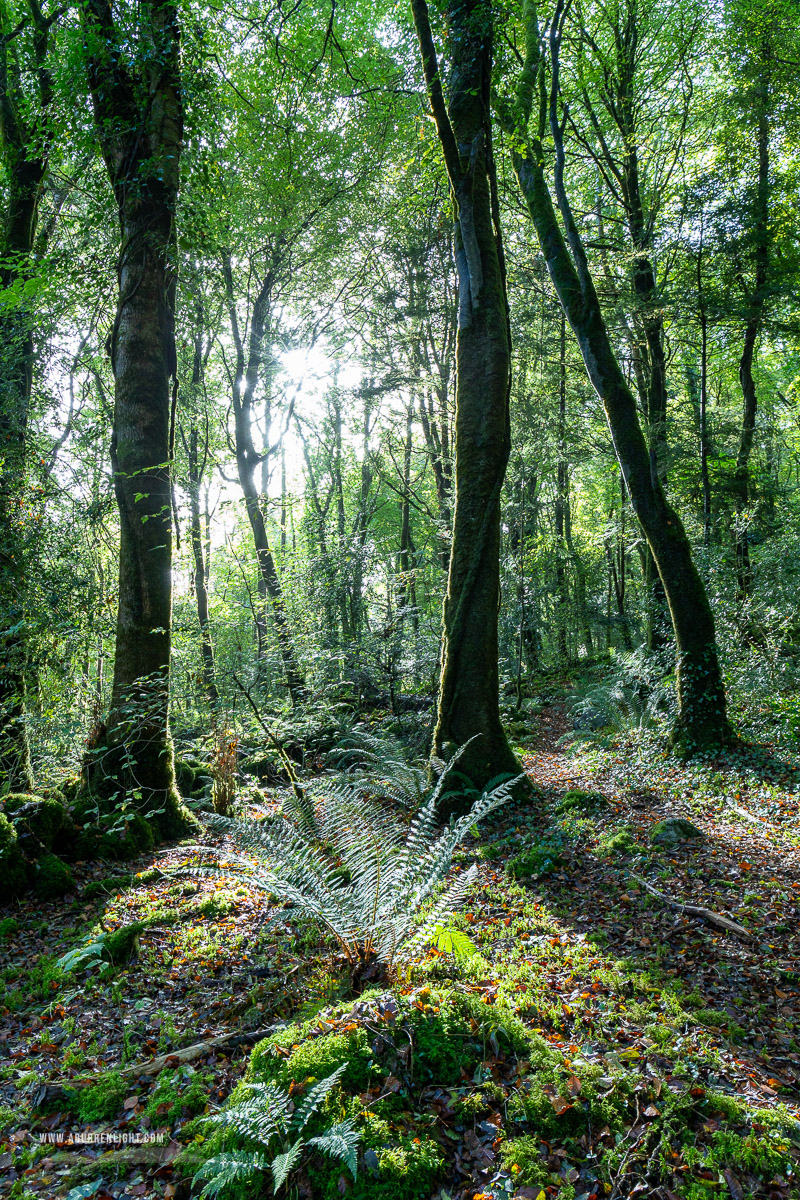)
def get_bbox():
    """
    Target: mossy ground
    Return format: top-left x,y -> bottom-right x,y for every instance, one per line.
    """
2,690 -> 800,1199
